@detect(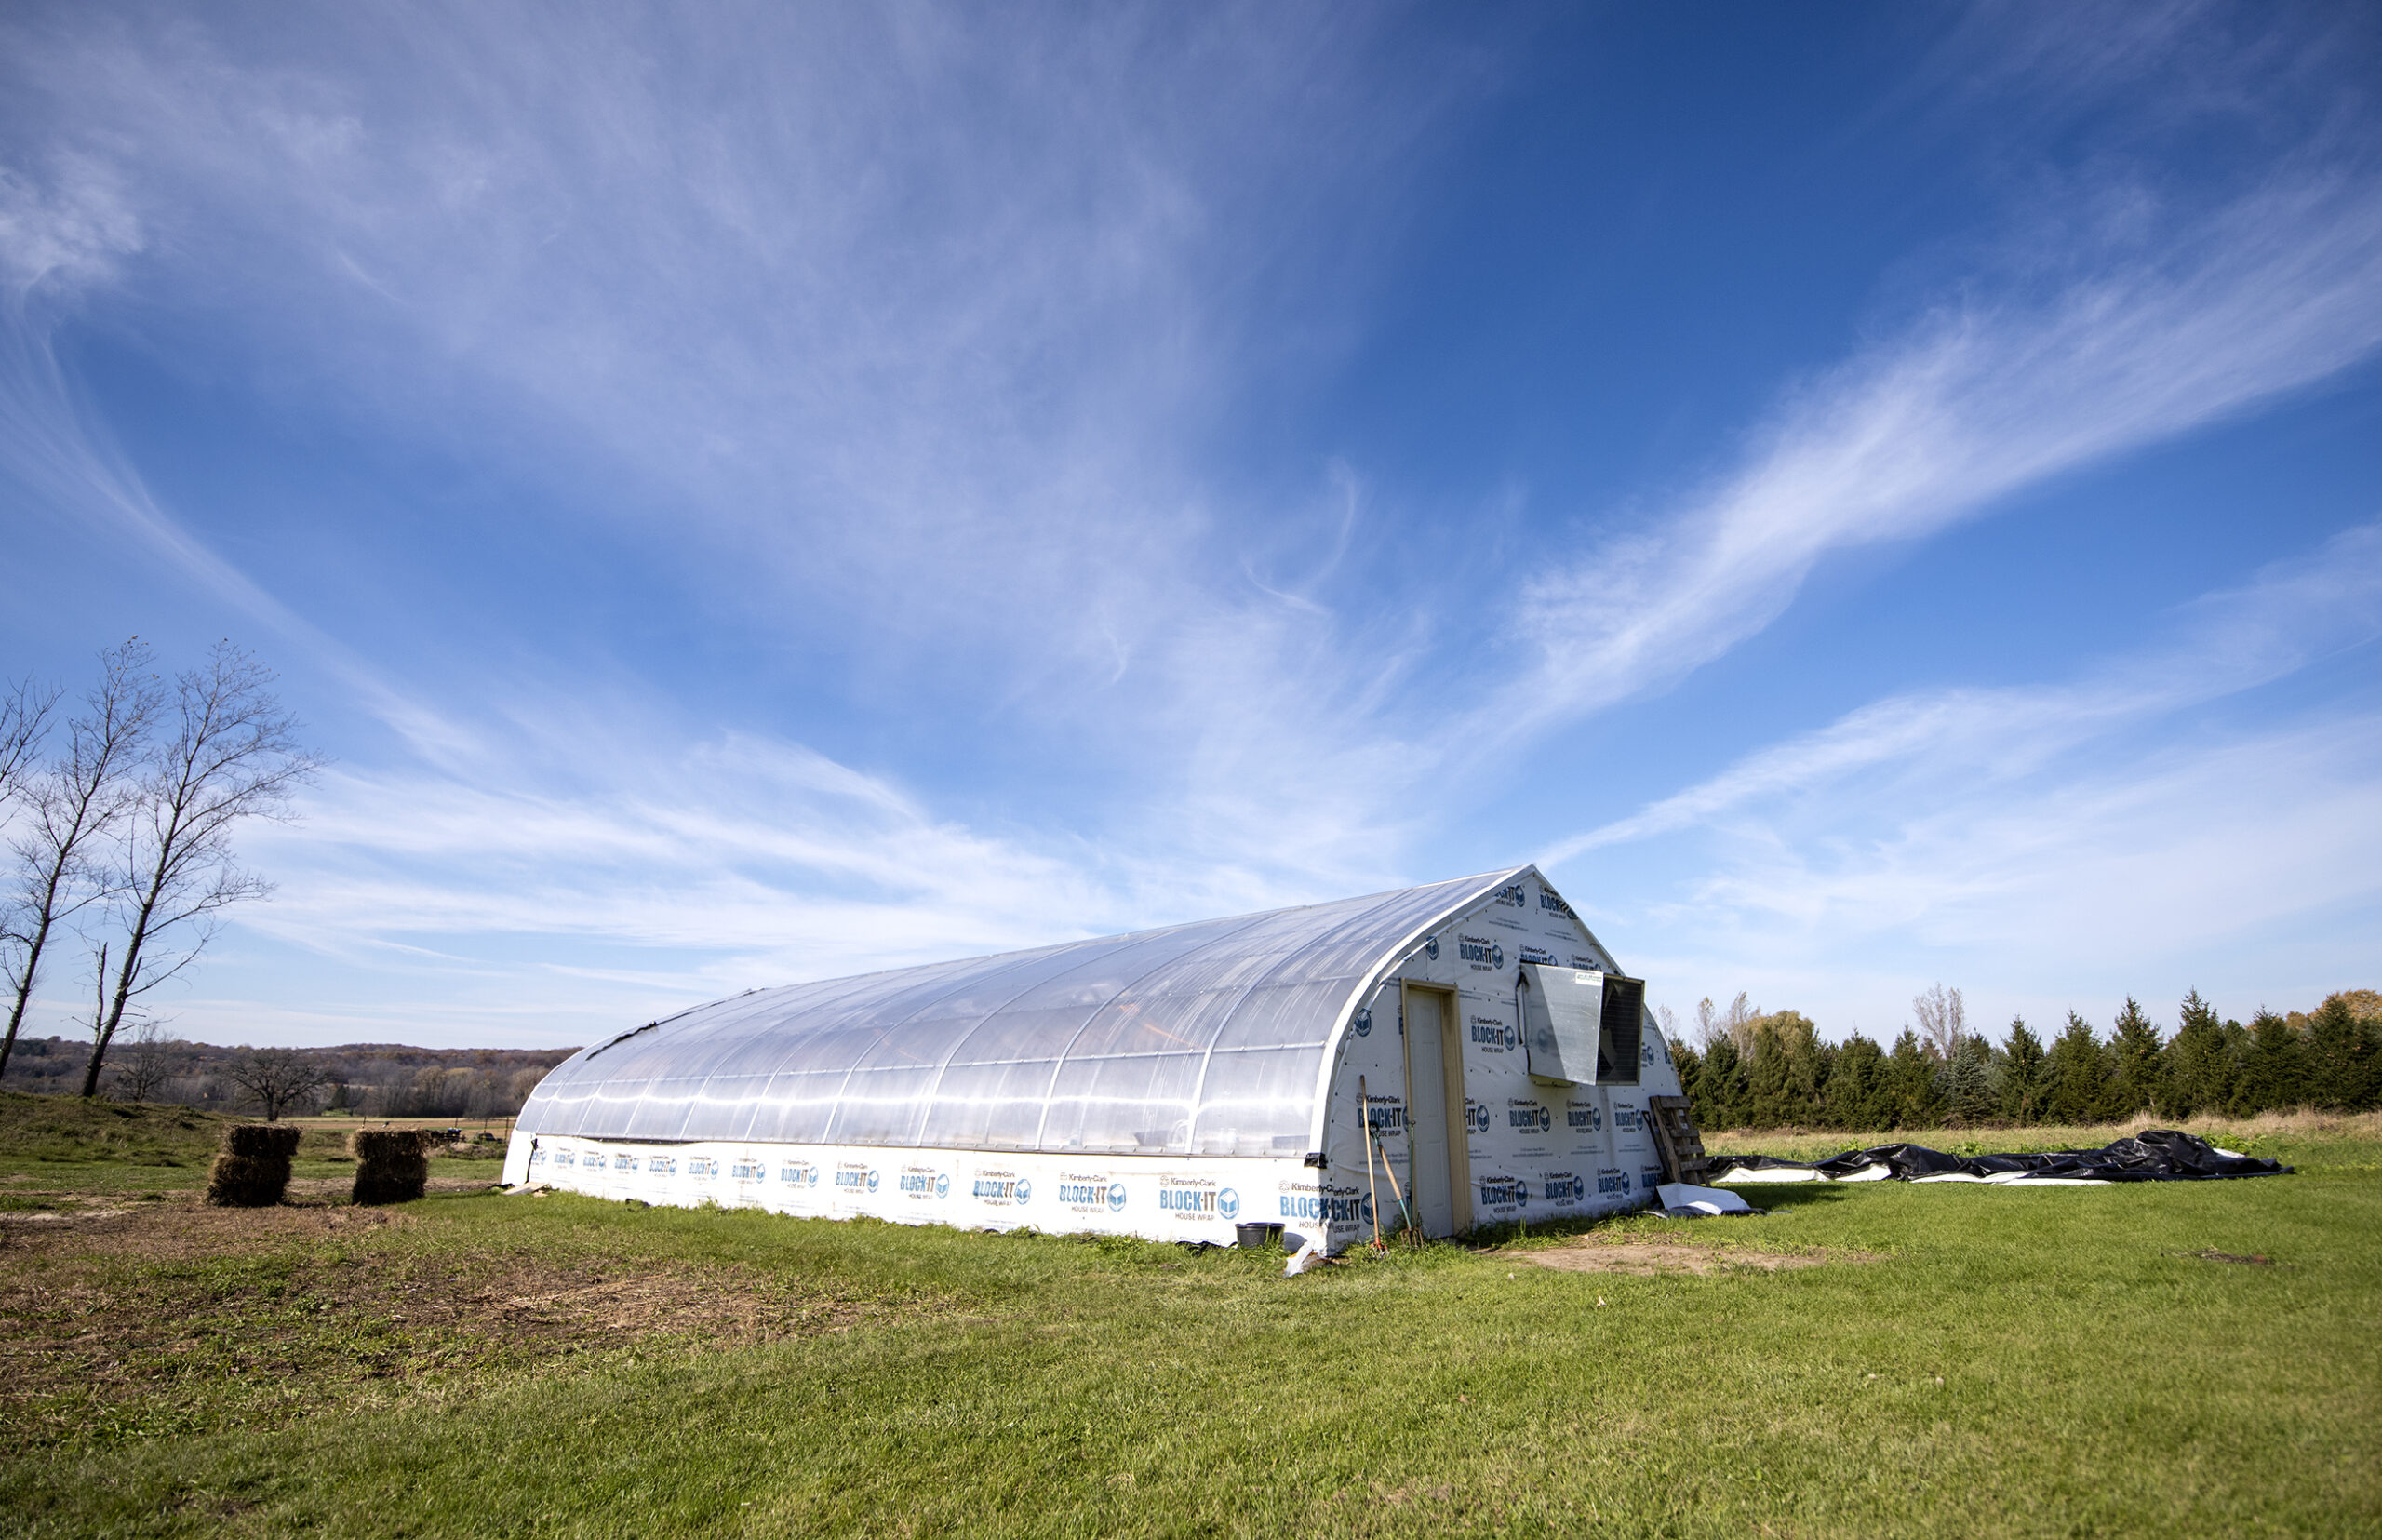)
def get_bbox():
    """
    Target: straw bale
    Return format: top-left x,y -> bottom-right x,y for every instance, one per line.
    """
350,1127 -> 432,1206
223,1123 -> 303,1159
206,1152 -> 292,1208
349,1128 -> 433,1162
